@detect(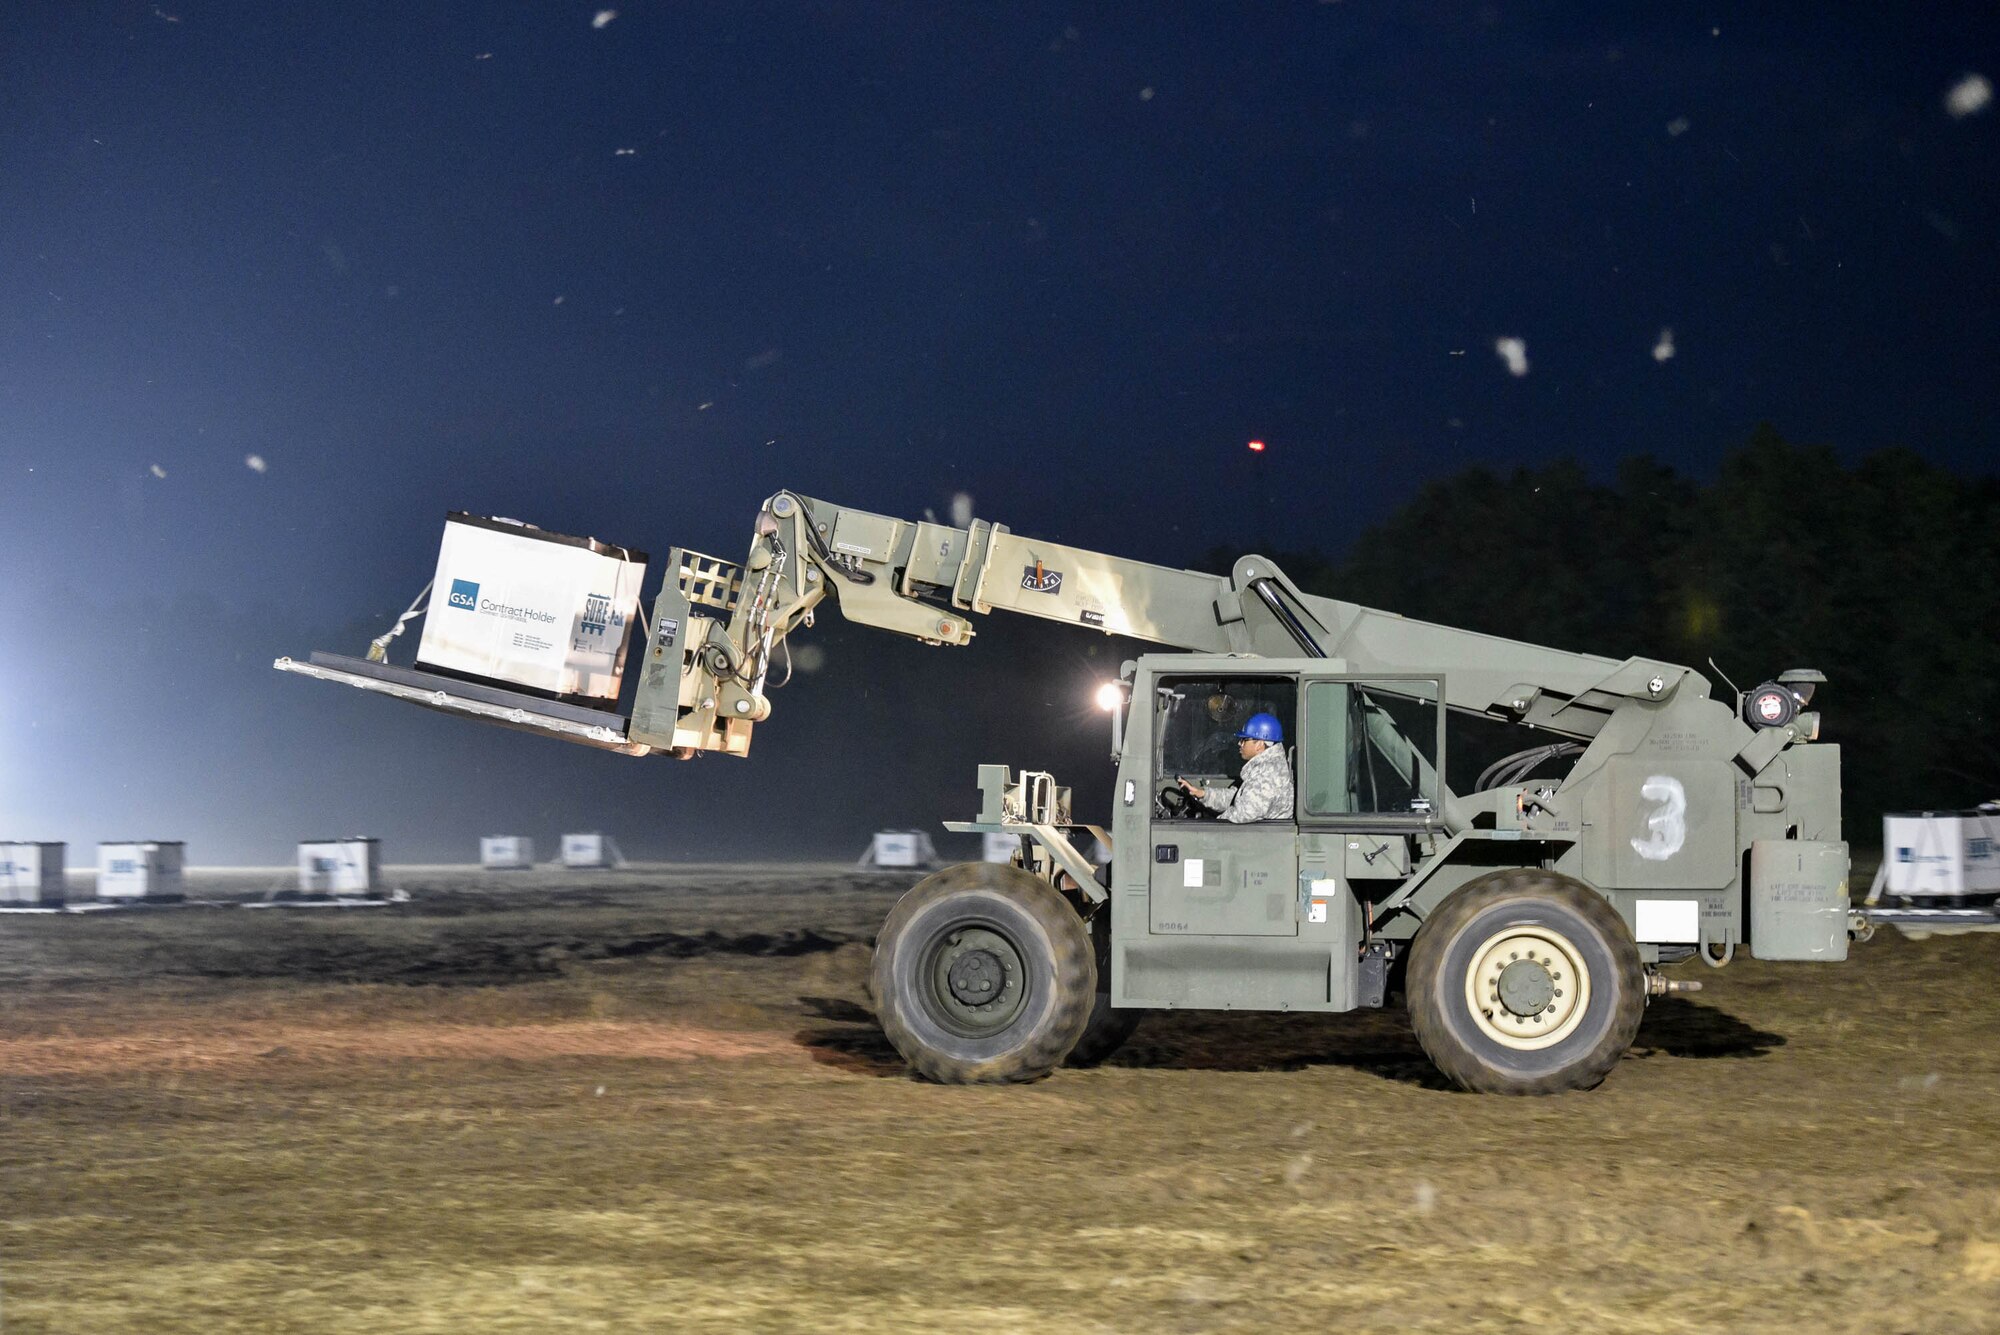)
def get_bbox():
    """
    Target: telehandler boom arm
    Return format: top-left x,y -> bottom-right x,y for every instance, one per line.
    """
635,490 -> 1699,757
